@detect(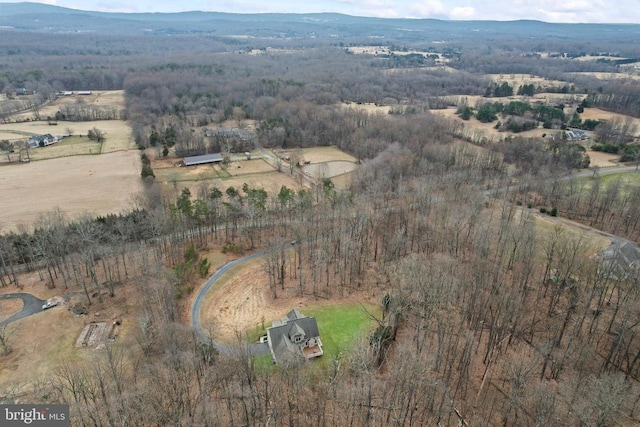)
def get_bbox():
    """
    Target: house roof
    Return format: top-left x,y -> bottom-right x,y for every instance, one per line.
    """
598,241 -> 640,279
267,312 -> 320,365
183,153 -> 223,166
